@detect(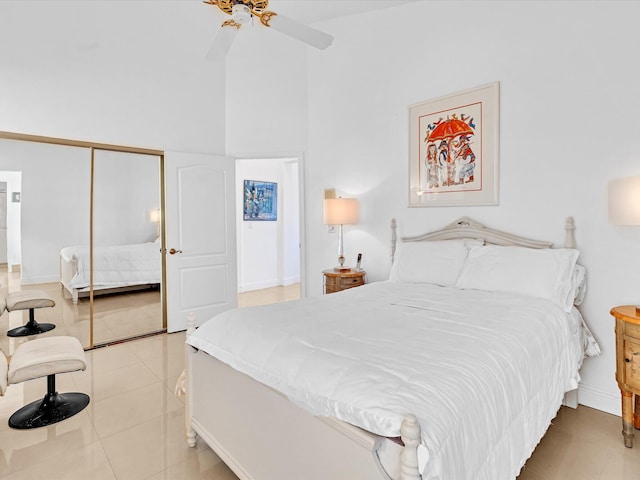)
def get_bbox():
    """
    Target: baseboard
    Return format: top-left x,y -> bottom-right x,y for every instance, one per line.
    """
20,274 -> 59,285
239,278 -> 300,292
239,280 -> 279,292
282,275 -> 300,286
578,383 -> 620,416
